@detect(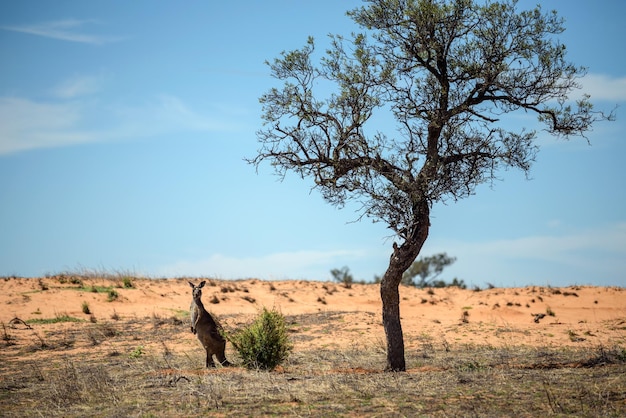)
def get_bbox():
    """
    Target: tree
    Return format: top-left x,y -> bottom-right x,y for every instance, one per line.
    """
402,252 -> 456,287
249,0 -> 612,371
330,266 -> 354,288
442,277 -> 466,289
